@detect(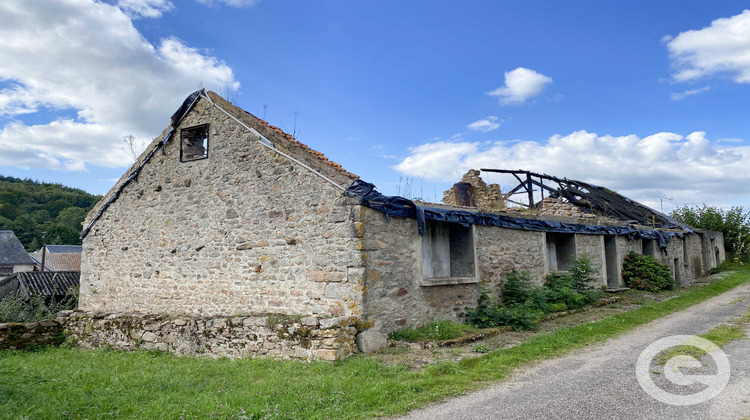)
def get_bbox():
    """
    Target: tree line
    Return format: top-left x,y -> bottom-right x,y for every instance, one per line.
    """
0,175 -> 101,251
671,204 -> 750,262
